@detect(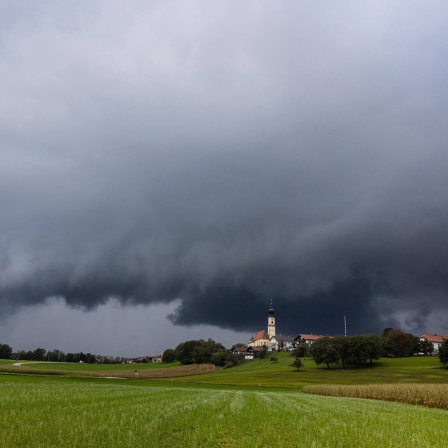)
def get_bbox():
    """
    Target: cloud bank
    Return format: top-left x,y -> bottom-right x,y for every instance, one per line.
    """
1,1 -> 448,343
